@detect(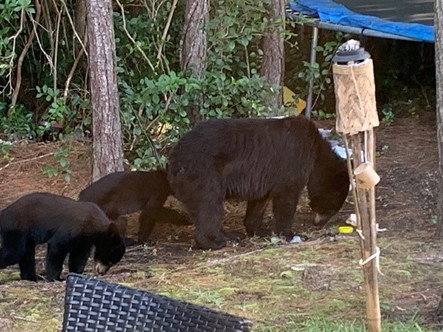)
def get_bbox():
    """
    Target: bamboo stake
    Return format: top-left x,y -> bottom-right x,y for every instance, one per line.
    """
350,130 -> 381,332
